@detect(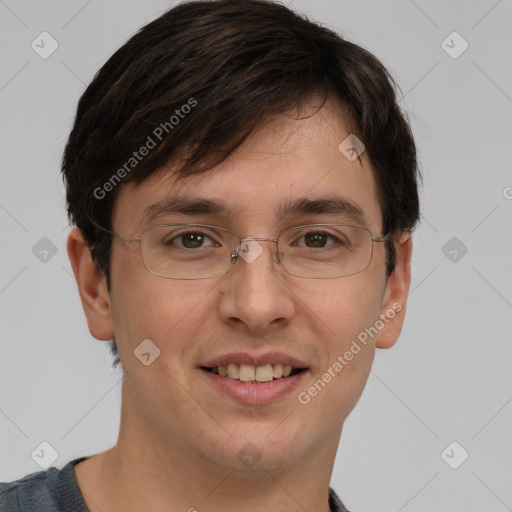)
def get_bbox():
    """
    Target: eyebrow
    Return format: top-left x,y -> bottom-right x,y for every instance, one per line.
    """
141,197 -> 239,226
276,196 -> 367,225
141,194 -> 367,226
